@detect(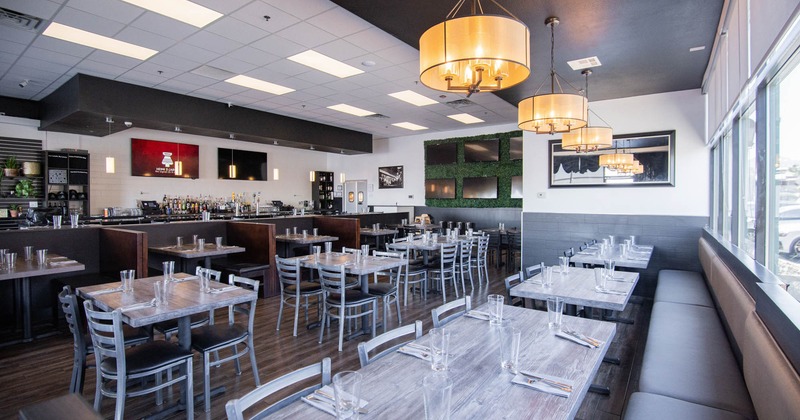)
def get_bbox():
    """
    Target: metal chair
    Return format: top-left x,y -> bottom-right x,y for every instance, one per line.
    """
275,256 -> 323,336
83,300 -> 194,420
522,263 -> 545,280
358,320 -> 423,367
369,250 -> 404,332
506,231 -> 522,272
454,237 -> 475,293
428,242 -> 459,303
473,235 -> 490,285
431,296 -> 472,328
487,231 -> 503,268
318,263 -> 378,352
58,286 -> 149,395
191,274 -> 261,412
225,358 -> 331,420
505,272 -> 525,307
154,266 -> 220,341
386,243 -> 428,305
